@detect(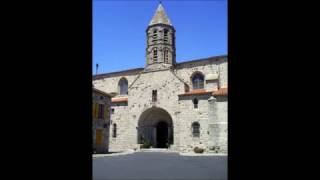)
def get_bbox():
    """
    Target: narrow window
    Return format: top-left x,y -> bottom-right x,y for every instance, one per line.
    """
112,124 -> 117,138
152,90 -> 157,102
153,49 -> 158,62
98,104 -> 104,118
193,98 -> 198,109
119,78 -> 128,95
111,108 -> 114,114
152,30 -> 157,42
164,29 -> 168,43
192,122 -> 200,137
